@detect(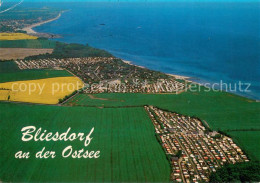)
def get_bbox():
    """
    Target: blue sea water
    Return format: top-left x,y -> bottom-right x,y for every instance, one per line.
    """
31,1 -> 260,100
